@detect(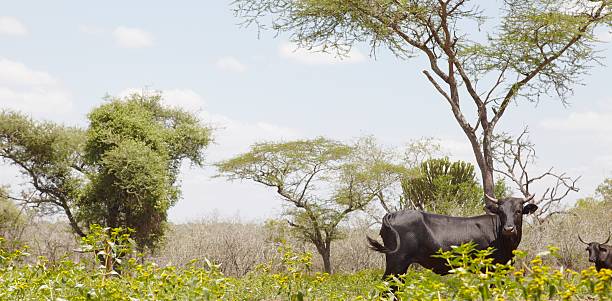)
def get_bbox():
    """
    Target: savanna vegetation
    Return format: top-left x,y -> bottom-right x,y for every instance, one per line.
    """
1,0 -> 611,300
